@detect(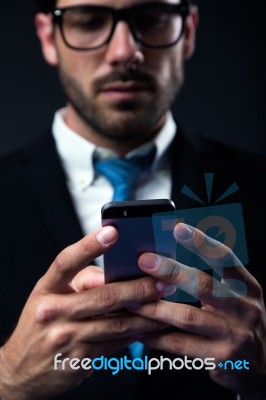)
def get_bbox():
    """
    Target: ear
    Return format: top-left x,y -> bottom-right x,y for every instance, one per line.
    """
35,13 -> 59,66
182,6 -> 199,60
